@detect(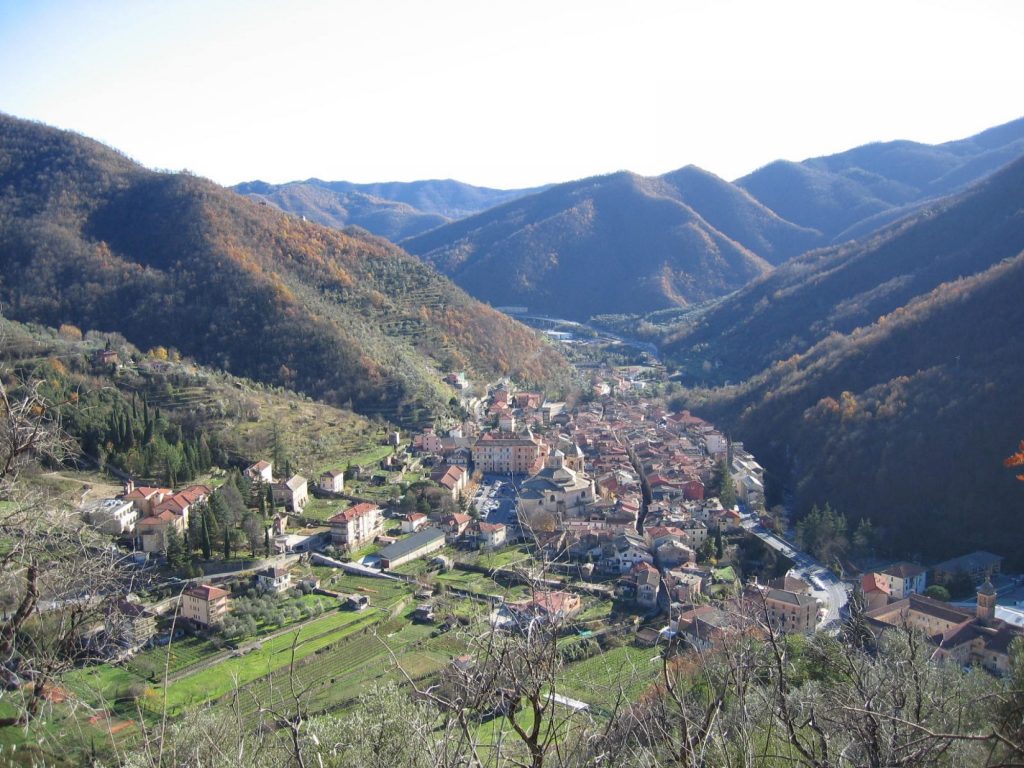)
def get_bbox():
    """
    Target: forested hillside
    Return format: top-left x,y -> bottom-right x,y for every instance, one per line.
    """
0,114 -> 571,423
403,171 -> 776,319
0,316 -> 378,483
671,158 -> 1024,563
233,178 -> 547,241
664,155 -> 1024,382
